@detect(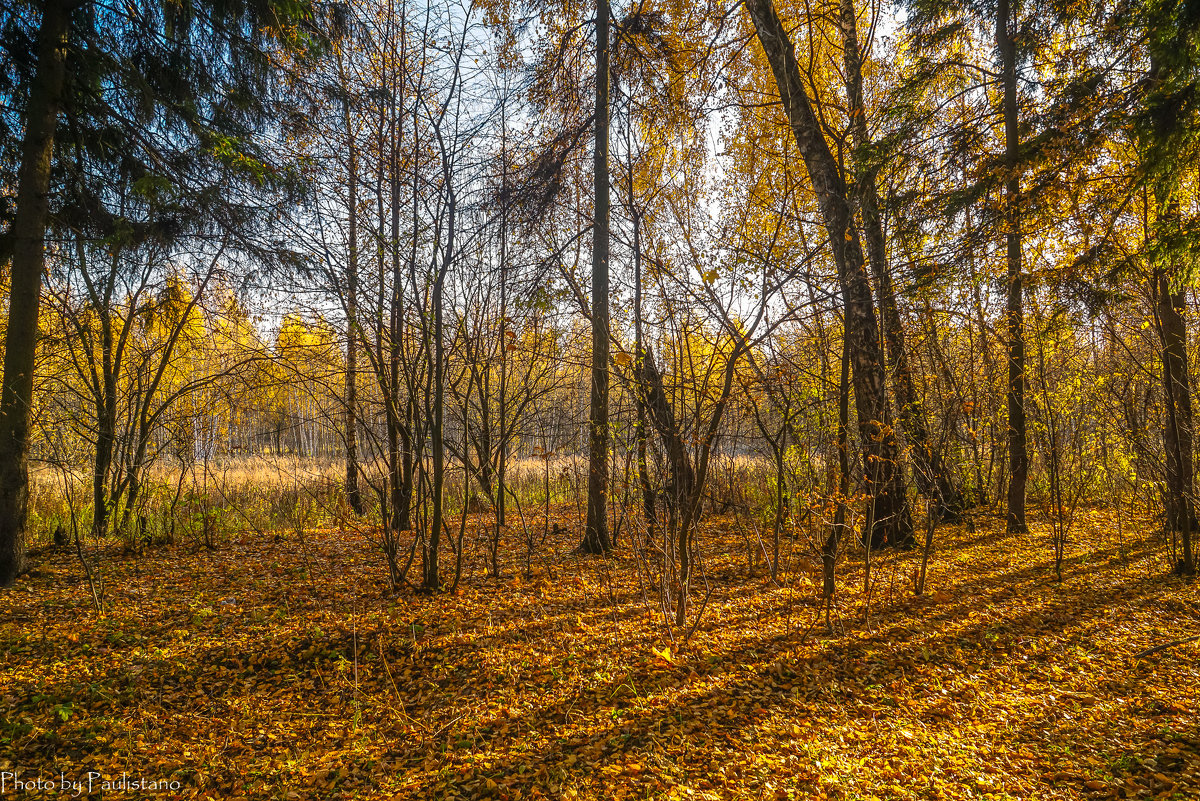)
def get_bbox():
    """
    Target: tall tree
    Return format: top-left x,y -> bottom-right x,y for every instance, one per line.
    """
1138,0 -> 1199,574
338,39 -> 364,516
0,0 -> 317,581
0,0 -> 72,585
744,0 -> 913,547
582,0 -> 612,554
838,0 -> 963,522
996,0 -> 1028,534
